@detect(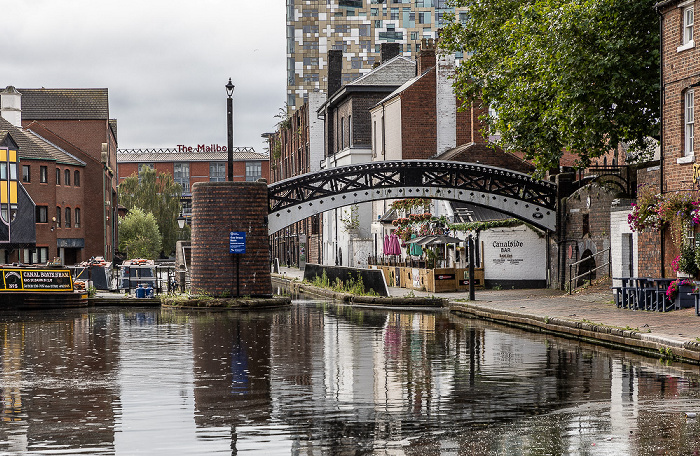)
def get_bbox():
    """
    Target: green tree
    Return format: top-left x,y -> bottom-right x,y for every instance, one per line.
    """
440,0 -> 660,175
118,167 -> 187,256
118,208 -> 162,259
